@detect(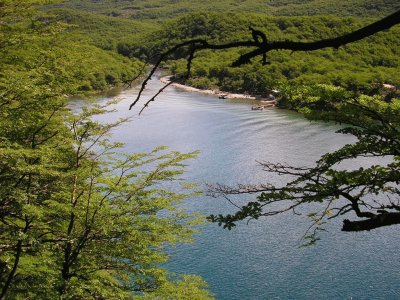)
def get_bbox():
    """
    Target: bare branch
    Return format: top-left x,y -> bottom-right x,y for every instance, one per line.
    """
129,39 -> 209,110
233,9 -> 400,66
138,80 -> 175,115
123,61 -> 149,88
342,212 -> 400,231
